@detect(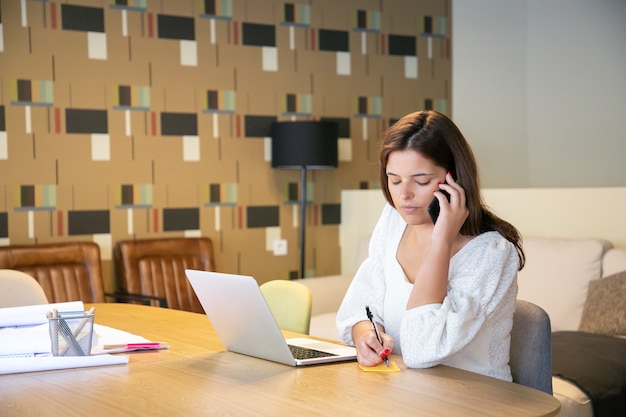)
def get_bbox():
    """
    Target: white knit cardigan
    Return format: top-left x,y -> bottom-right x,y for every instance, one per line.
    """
336,204 -> 519,381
